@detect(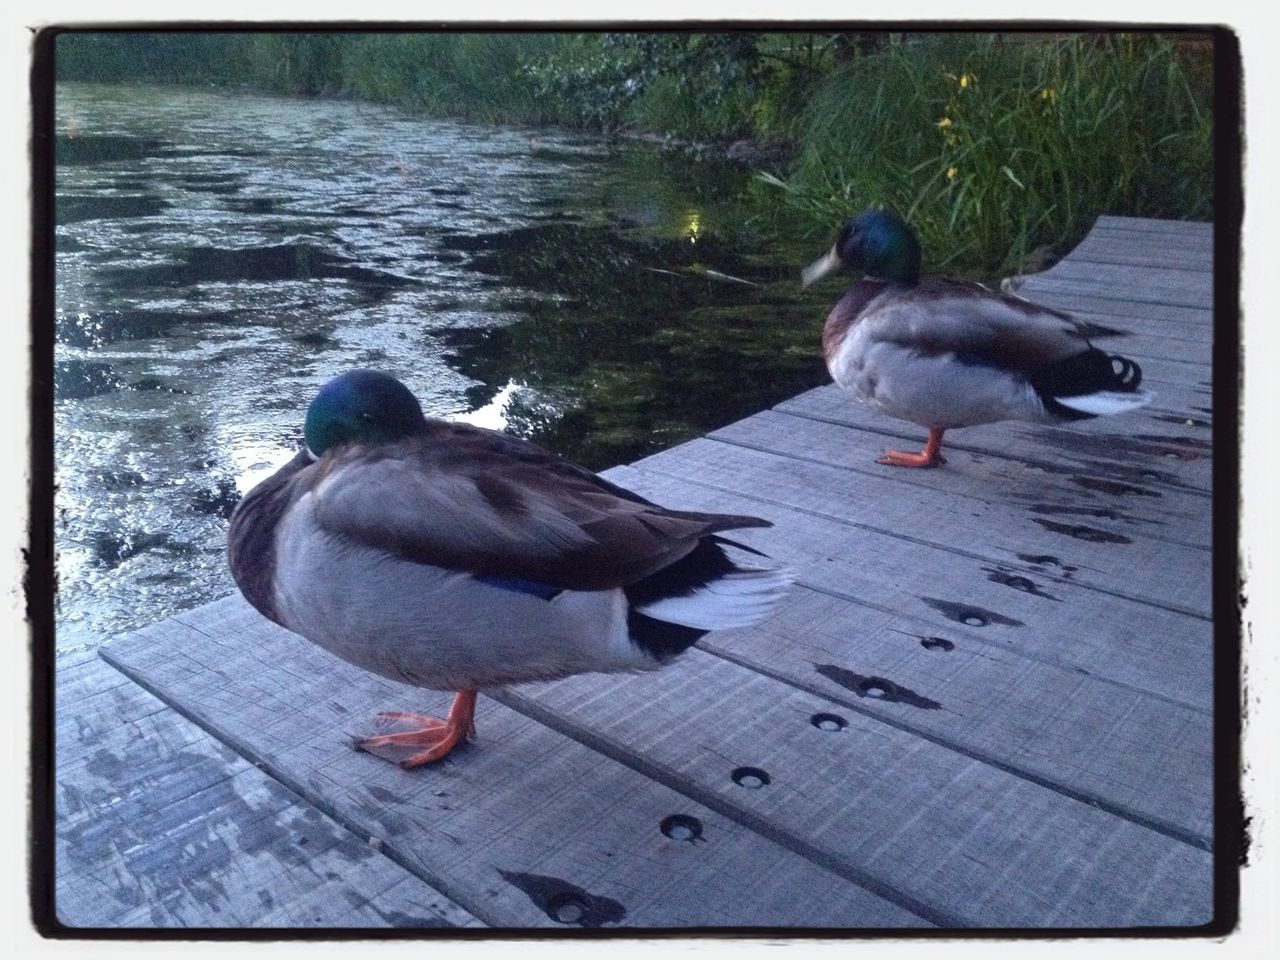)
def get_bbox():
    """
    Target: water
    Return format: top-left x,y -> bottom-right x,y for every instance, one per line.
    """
53,83 -> 833,658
